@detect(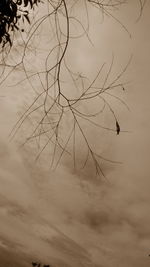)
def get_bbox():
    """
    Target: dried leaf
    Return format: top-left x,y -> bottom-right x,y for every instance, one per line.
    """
116,120 -> 120,135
